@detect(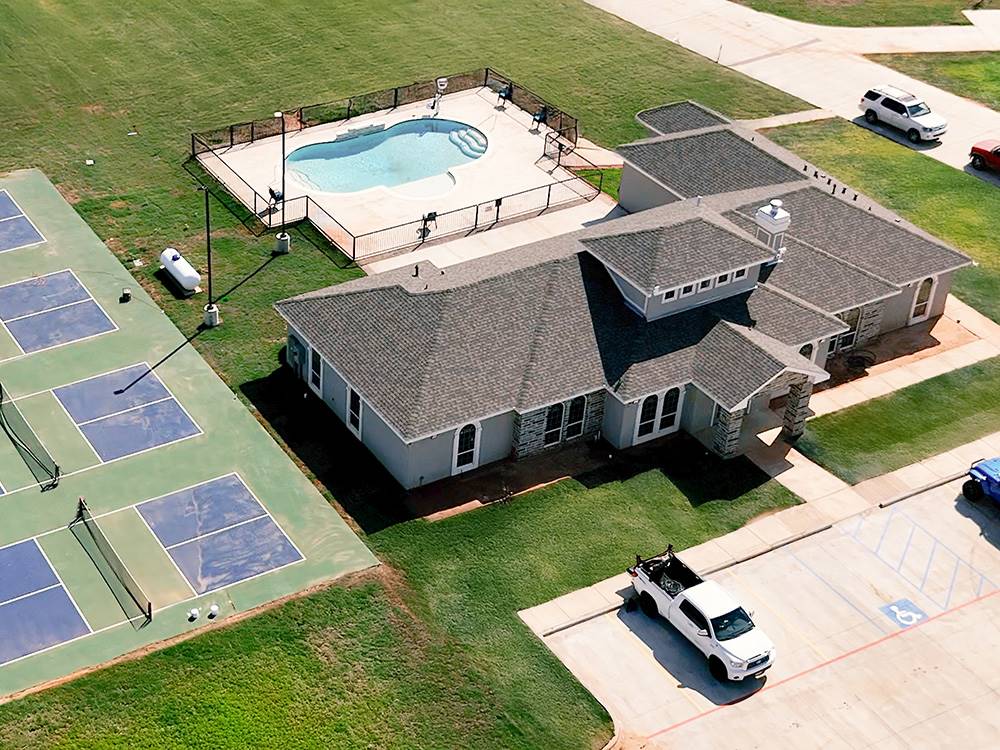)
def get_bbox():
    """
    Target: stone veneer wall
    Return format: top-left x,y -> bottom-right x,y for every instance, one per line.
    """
782,377 -> 813,439
512,390 -> 606,459
711,406 -> 746,459
856,301 -> 885,346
